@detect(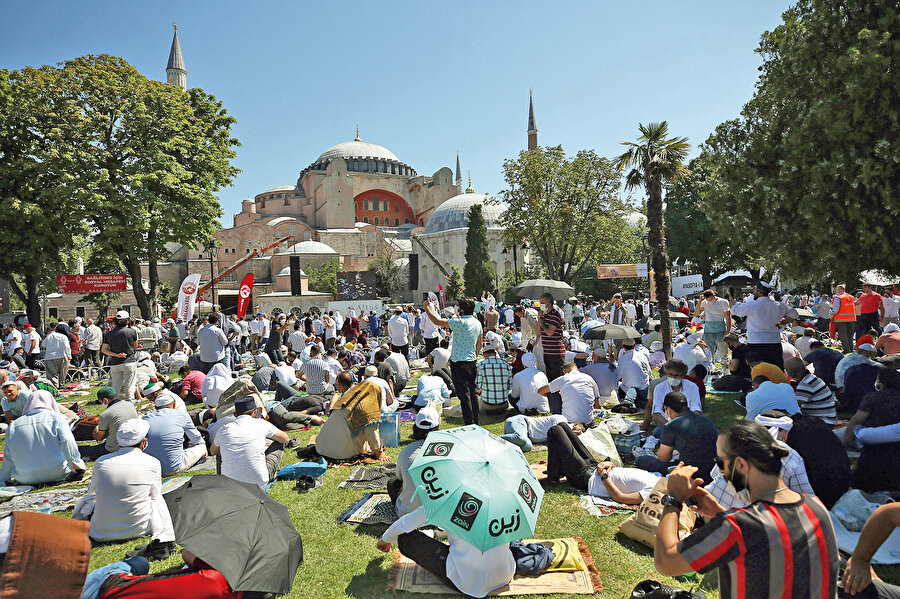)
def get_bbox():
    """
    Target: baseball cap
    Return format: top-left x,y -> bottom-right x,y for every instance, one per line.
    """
116,310 -> 130,320
414,406 -> 441,430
